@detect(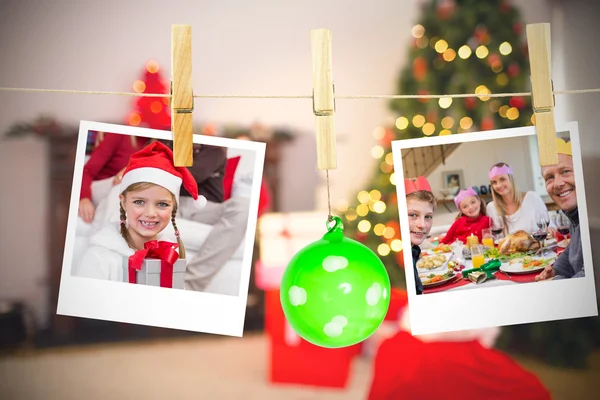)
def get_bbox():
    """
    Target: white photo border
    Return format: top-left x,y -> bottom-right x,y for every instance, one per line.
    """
56,121 -> 266,337
392,122 -> 598,335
